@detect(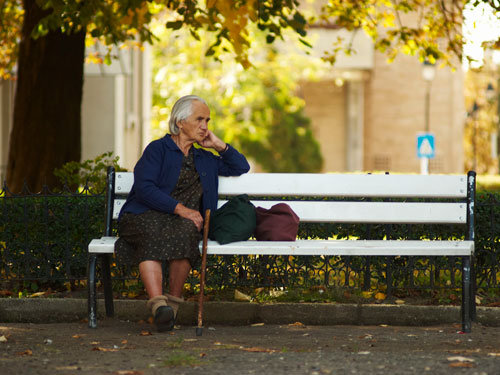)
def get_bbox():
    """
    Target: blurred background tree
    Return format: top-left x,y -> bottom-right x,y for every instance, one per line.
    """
464,59 -> 499,174
151,21 -> 324,172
